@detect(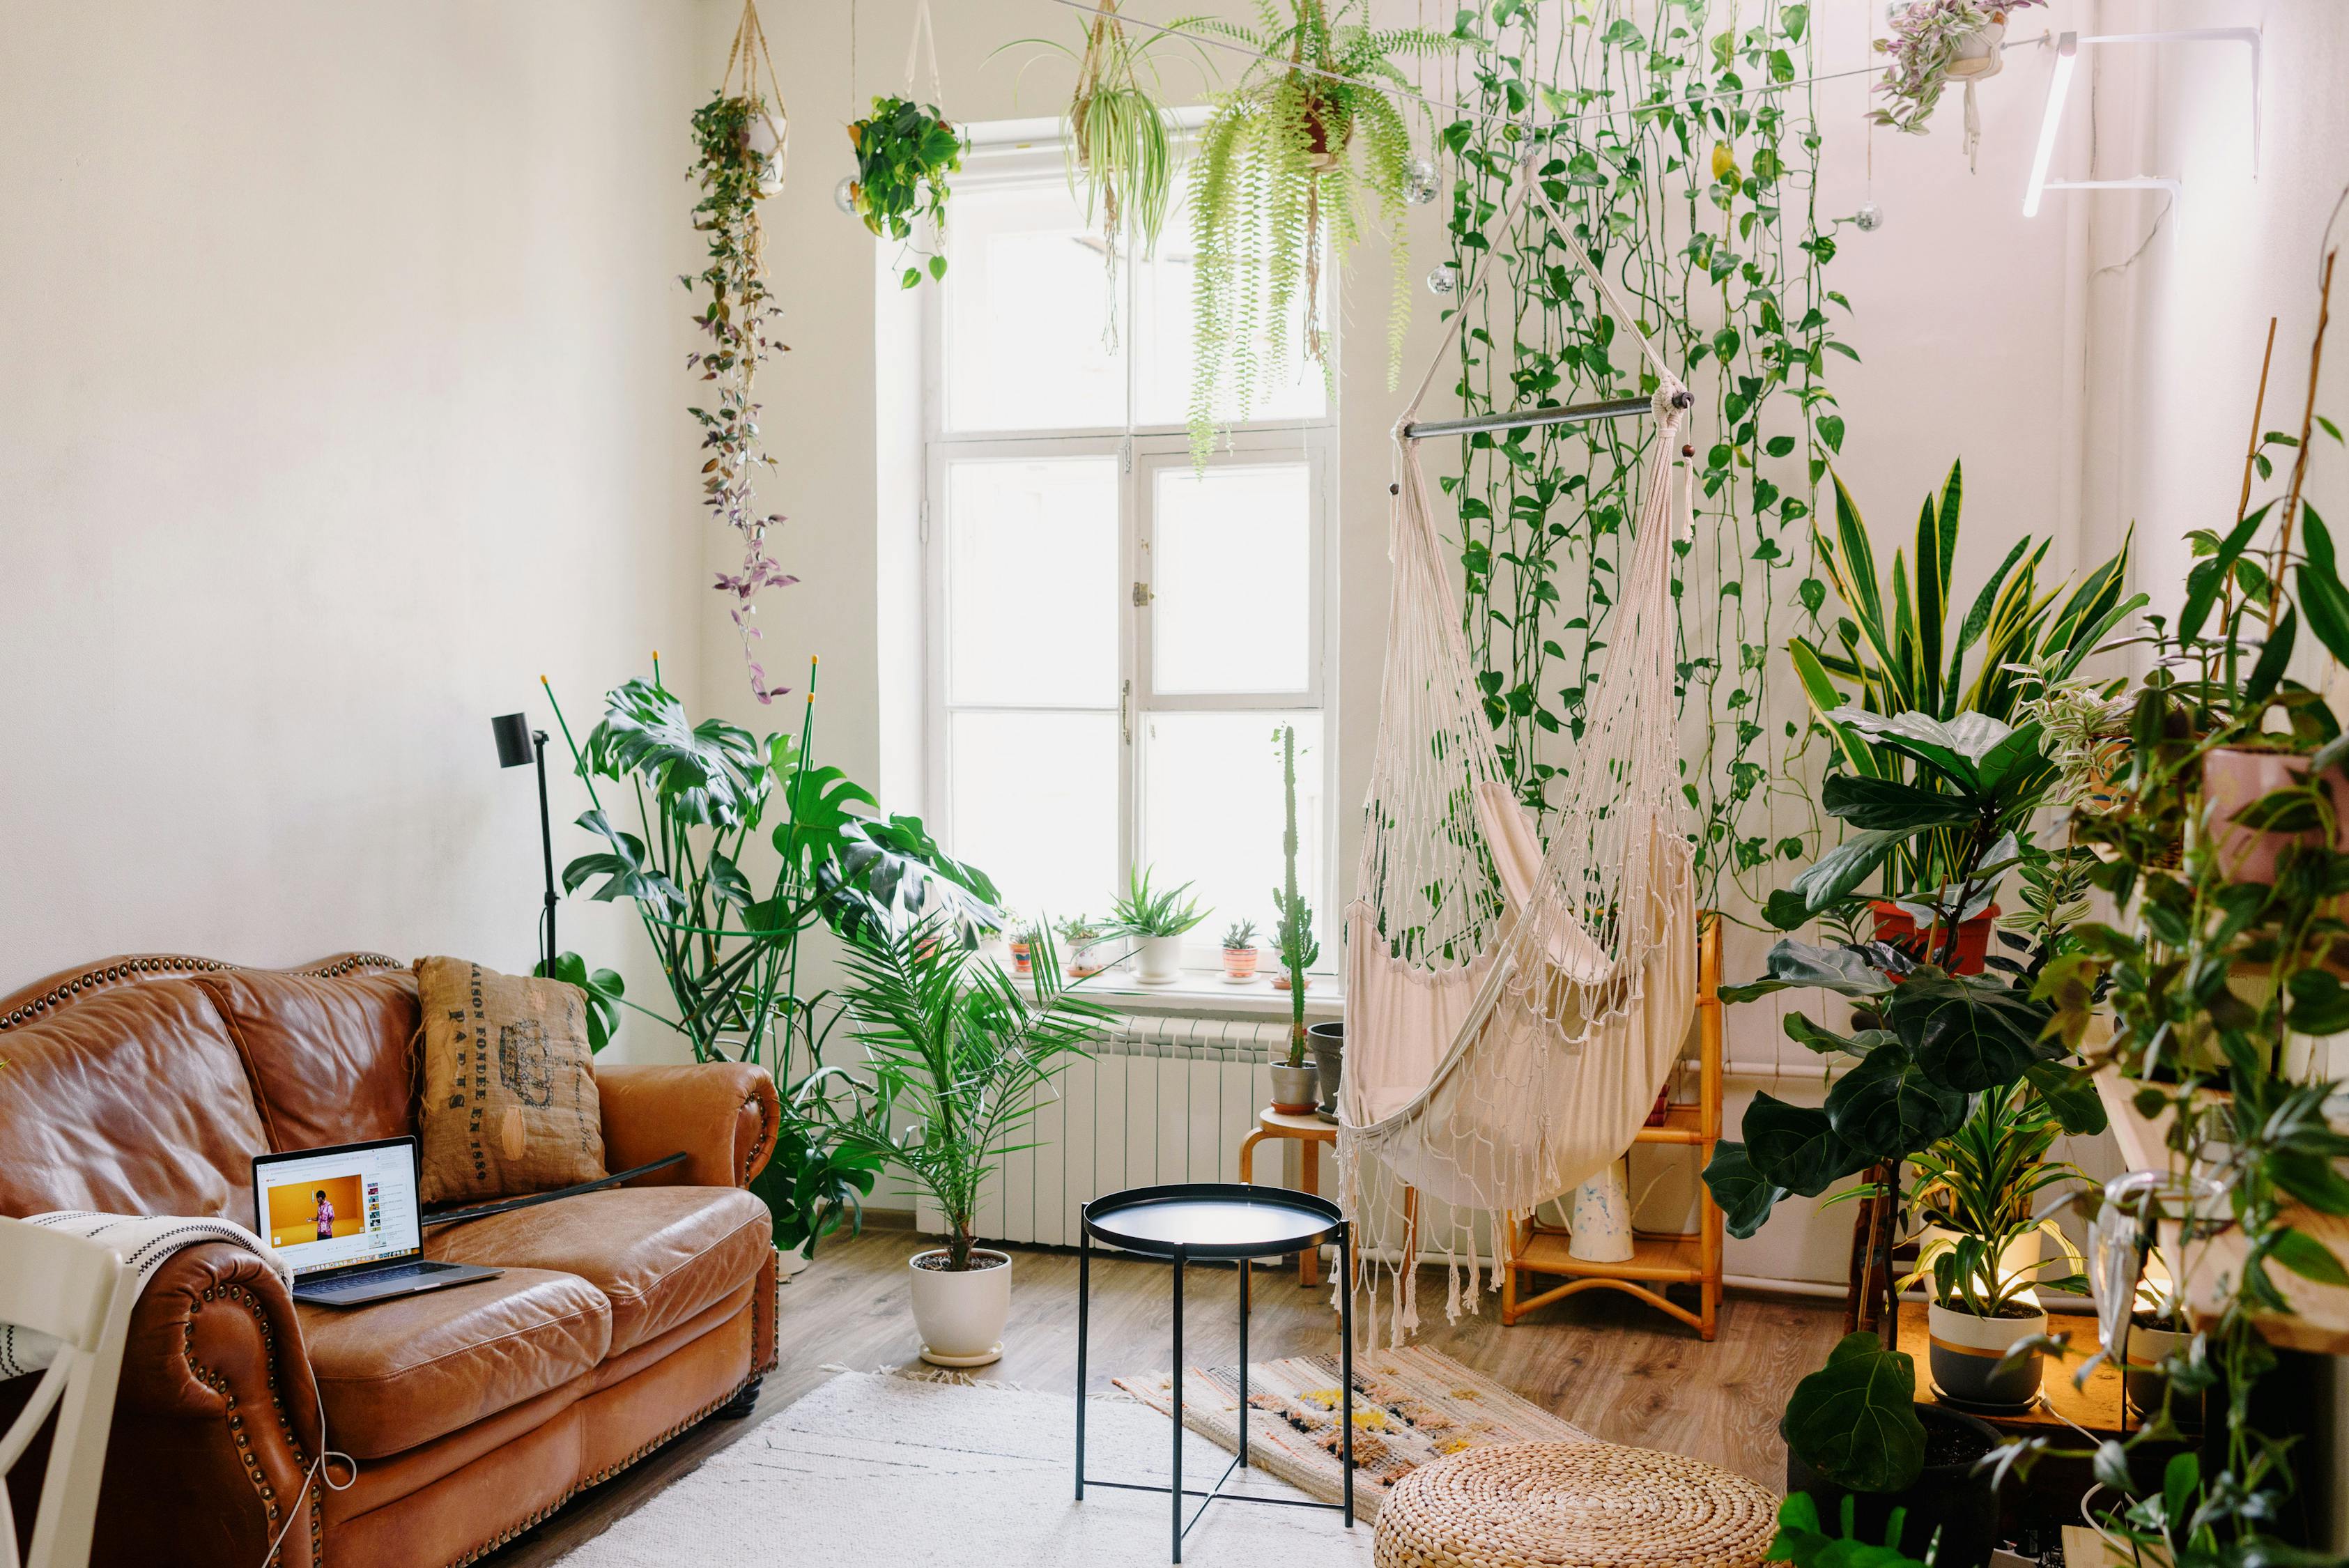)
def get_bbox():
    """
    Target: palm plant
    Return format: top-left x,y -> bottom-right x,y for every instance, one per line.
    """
834,921 -> 1110,1271
1902,1084 -> 2088,1317
1108,863 -> 1208,937
1789,461 -> 2143,902
1175,0 -> 1449,457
